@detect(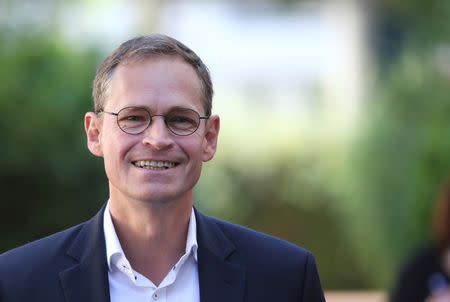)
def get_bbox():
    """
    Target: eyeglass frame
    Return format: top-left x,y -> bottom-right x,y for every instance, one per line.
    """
97,106 -> 210,136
